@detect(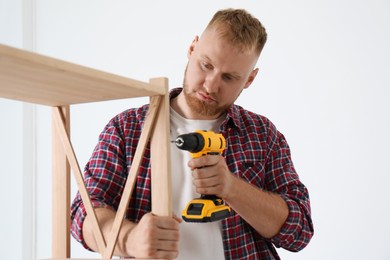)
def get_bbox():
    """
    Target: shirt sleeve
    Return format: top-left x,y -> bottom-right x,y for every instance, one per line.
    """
70,117 -> 128,250
70,196 -> 115,250
265,130 -> 314,252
